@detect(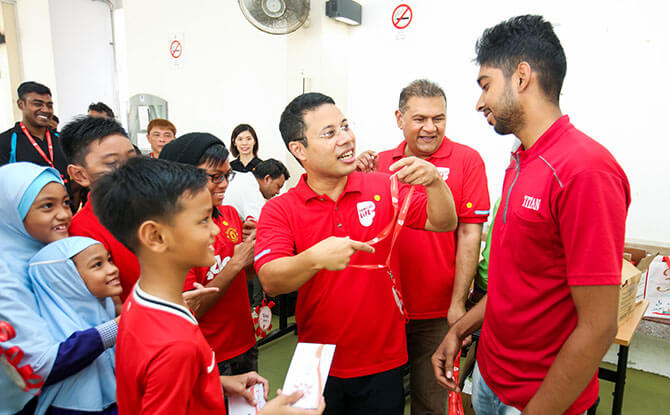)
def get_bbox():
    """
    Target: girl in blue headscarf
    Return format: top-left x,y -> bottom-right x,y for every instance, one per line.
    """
29,237 -> 119,415
0,162 -> 118,415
